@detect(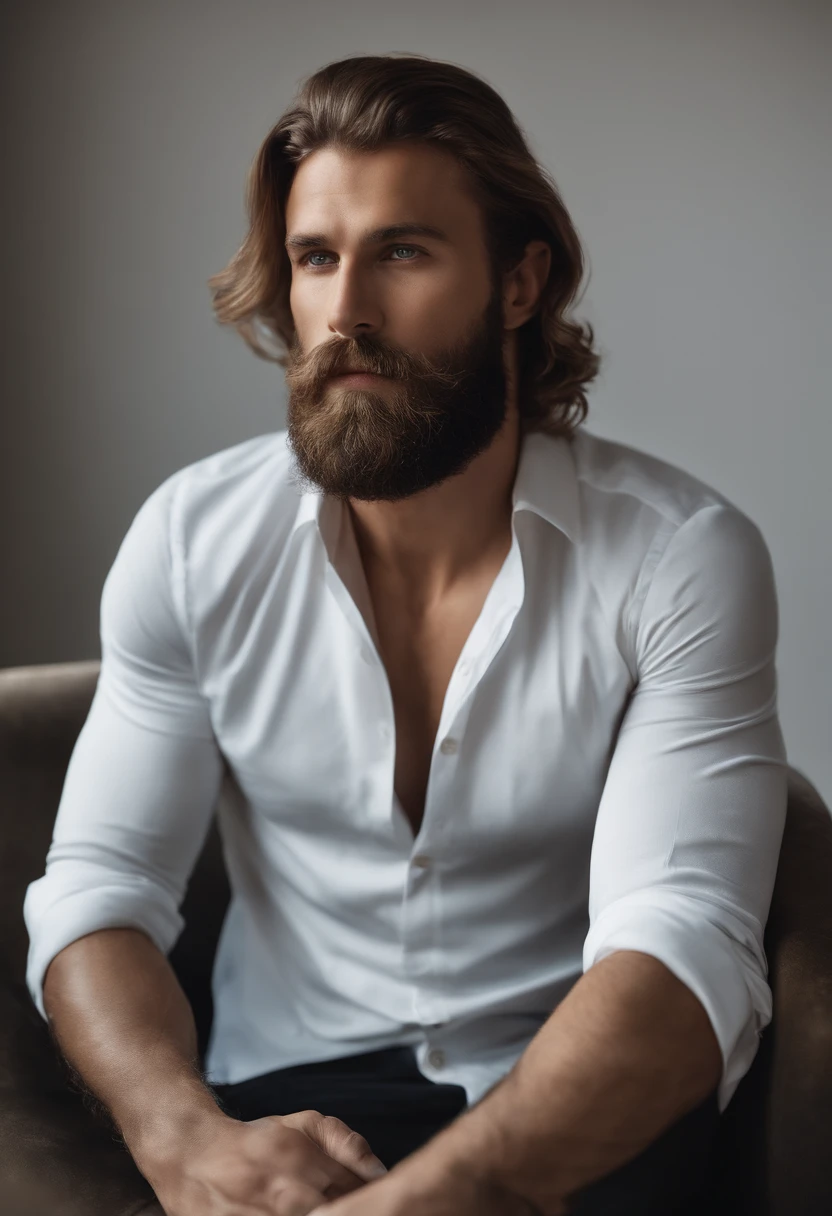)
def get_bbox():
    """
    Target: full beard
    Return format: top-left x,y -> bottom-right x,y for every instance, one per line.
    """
283,287 -> 509,502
